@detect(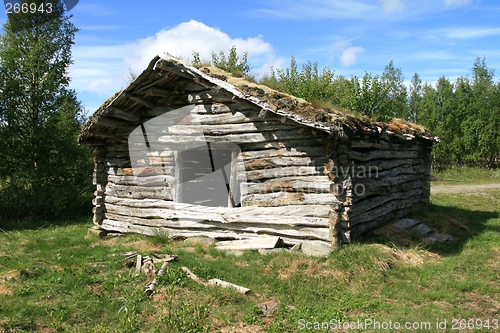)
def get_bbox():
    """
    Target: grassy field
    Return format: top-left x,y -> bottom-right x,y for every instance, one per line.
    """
432,166 -> 500,185
0,185 -> 499,332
